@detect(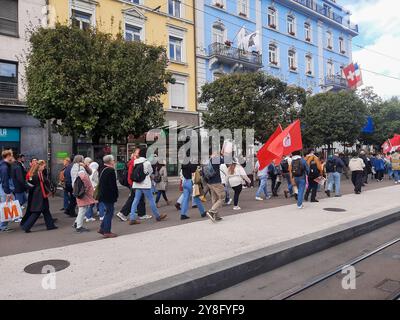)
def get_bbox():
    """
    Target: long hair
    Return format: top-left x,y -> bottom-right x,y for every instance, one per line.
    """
29,160 -> 46,177
228,163 -> 236,175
